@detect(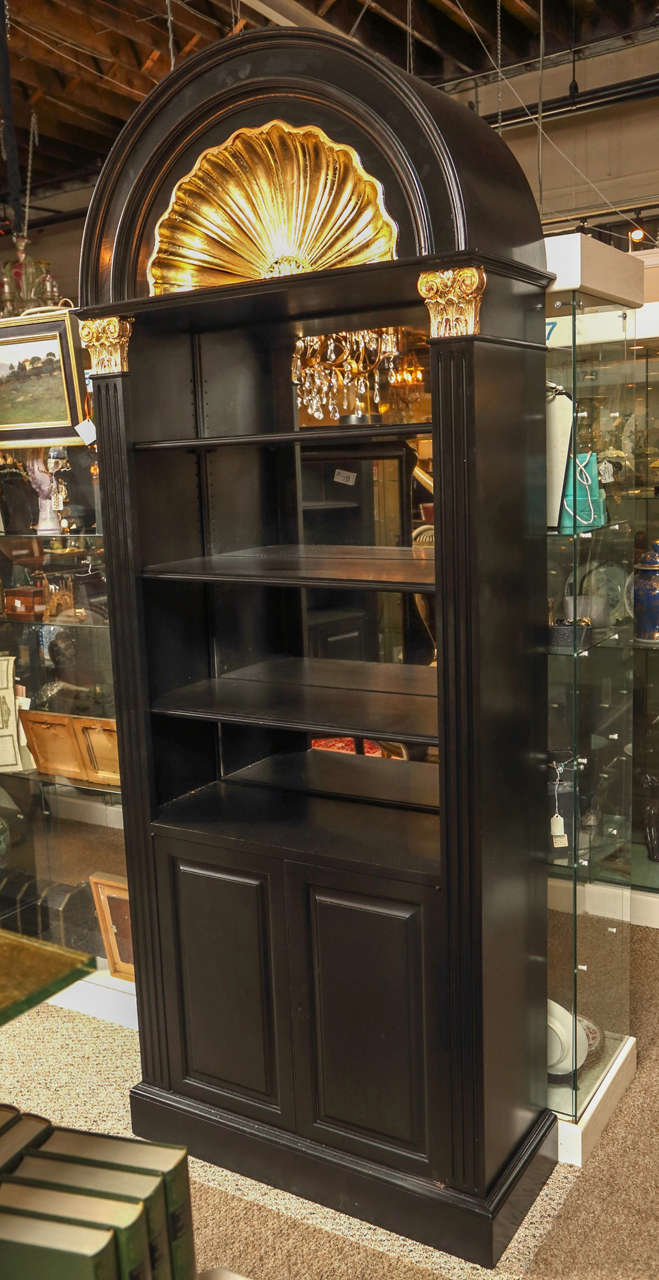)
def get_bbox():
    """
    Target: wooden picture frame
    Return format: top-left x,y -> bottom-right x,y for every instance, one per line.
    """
19,711 -> 120,786
72,717 -> 120,787
89,873 -> 134,981
19,710 -> 88,781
